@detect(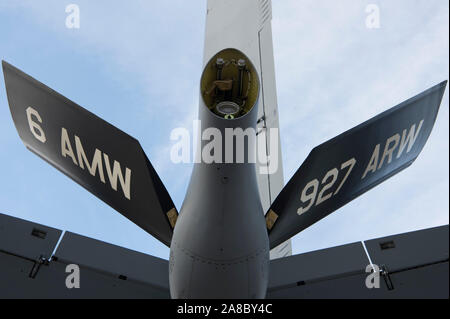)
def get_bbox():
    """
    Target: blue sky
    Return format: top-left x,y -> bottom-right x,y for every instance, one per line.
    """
0,1 -> 448,260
